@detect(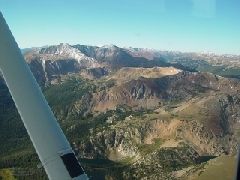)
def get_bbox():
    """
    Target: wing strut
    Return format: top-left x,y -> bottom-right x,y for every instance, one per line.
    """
0,12 -> 88,180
